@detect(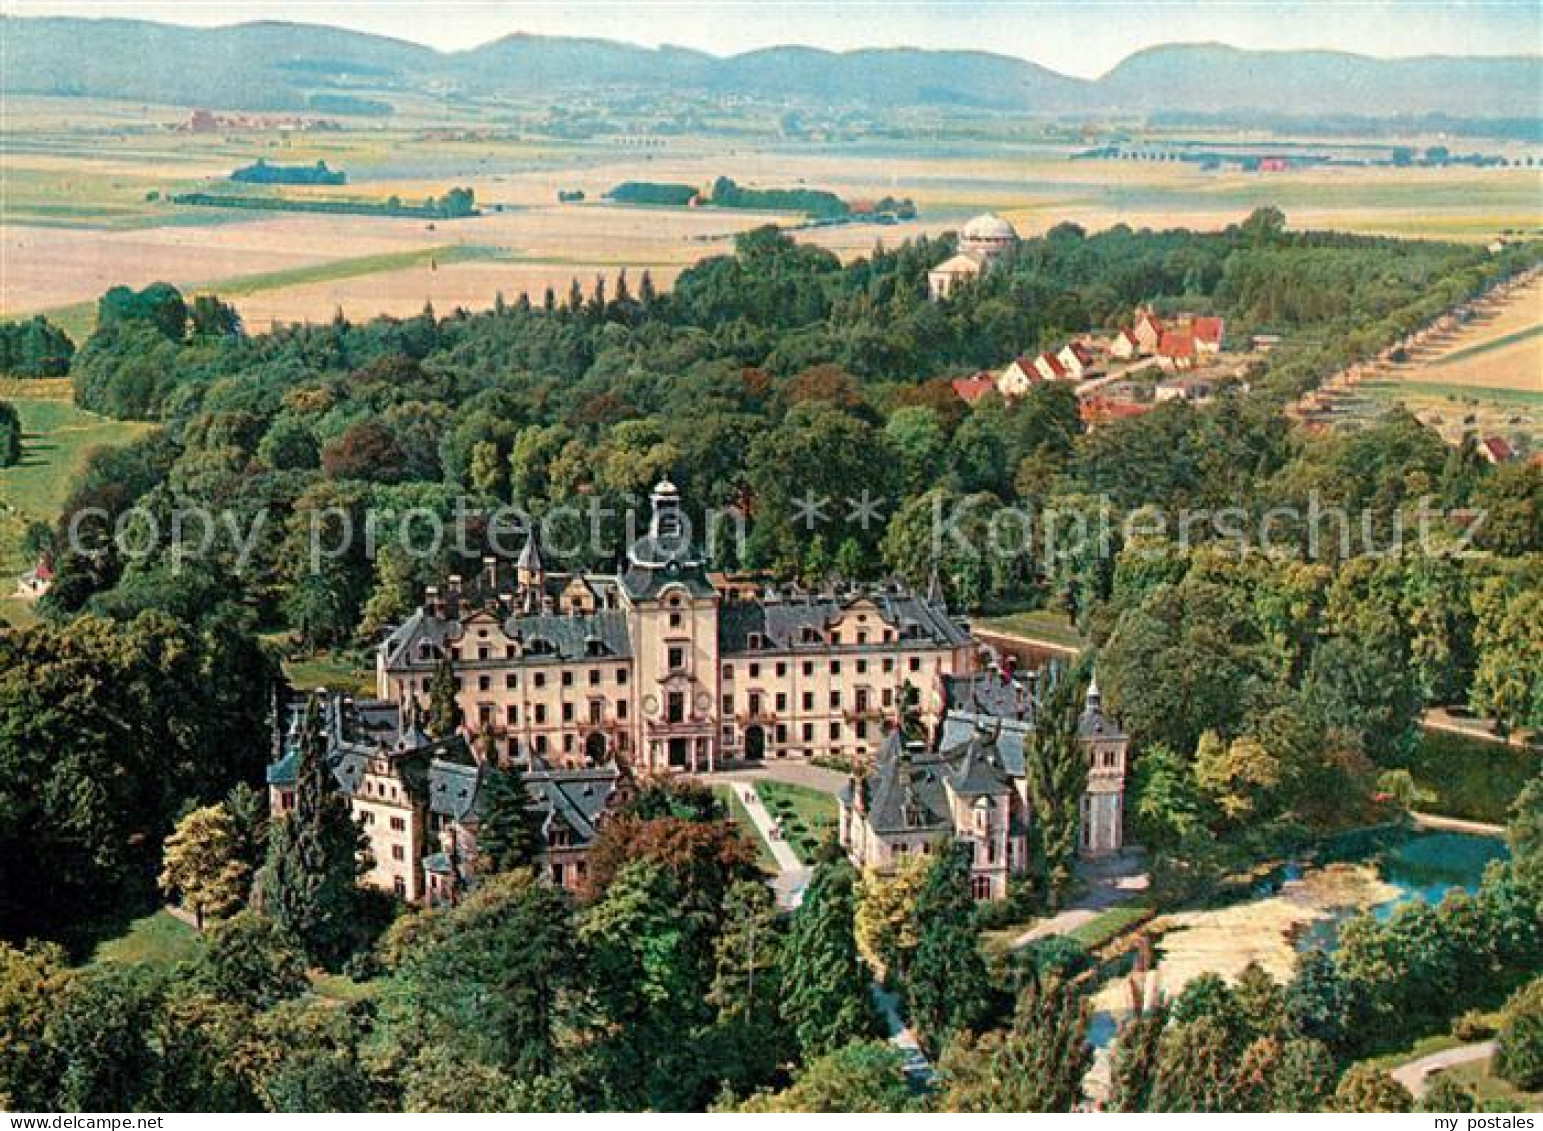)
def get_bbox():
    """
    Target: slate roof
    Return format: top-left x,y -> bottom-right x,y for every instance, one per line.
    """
527,764 -> 622,845
380,607 -> 632,670
718,586 -> 968,655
